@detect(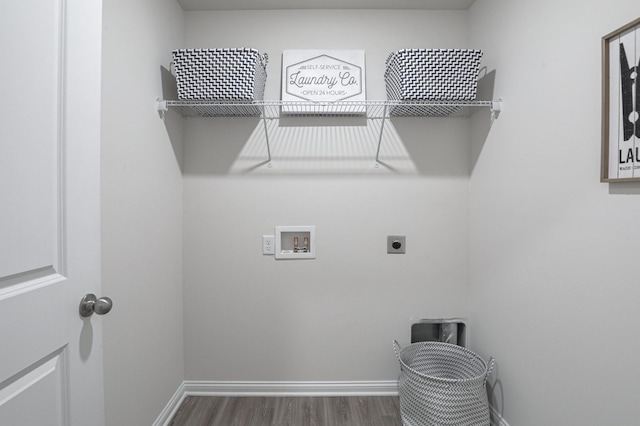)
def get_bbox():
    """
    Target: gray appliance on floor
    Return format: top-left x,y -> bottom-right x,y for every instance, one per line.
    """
411,318 -> 466,347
